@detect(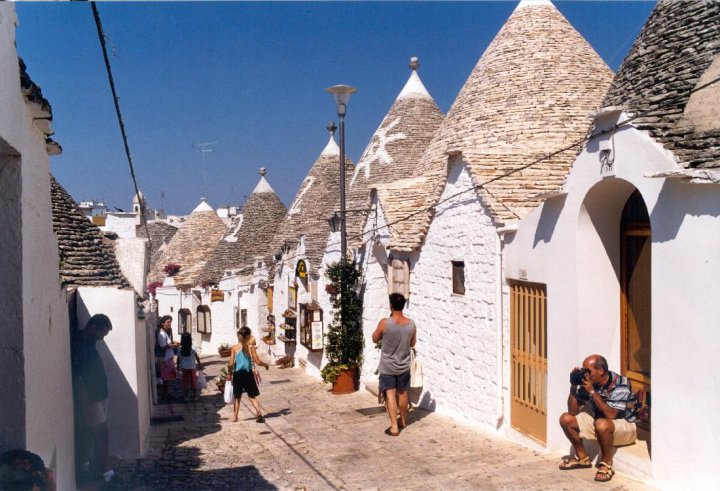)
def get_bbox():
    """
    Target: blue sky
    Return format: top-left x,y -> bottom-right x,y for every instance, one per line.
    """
15,1 -> 655,215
